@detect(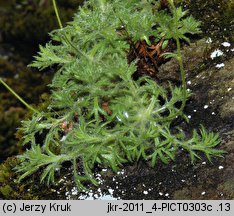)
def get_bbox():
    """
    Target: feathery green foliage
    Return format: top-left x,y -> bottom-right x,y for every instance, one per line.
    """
16,0 -> 224,190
